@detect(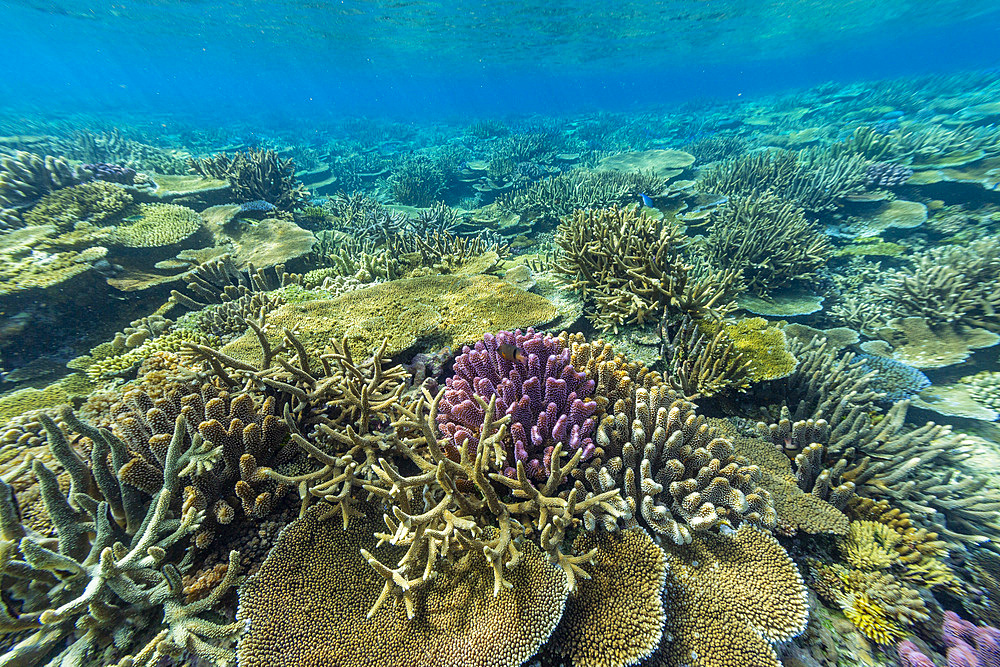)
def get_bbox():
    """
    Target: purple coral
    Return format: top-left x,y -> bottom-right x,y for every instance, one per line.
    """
80,162 -> 138,184
865,161 -> 913,188
898,613 -> 1000,667
437,329 -> 597,481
